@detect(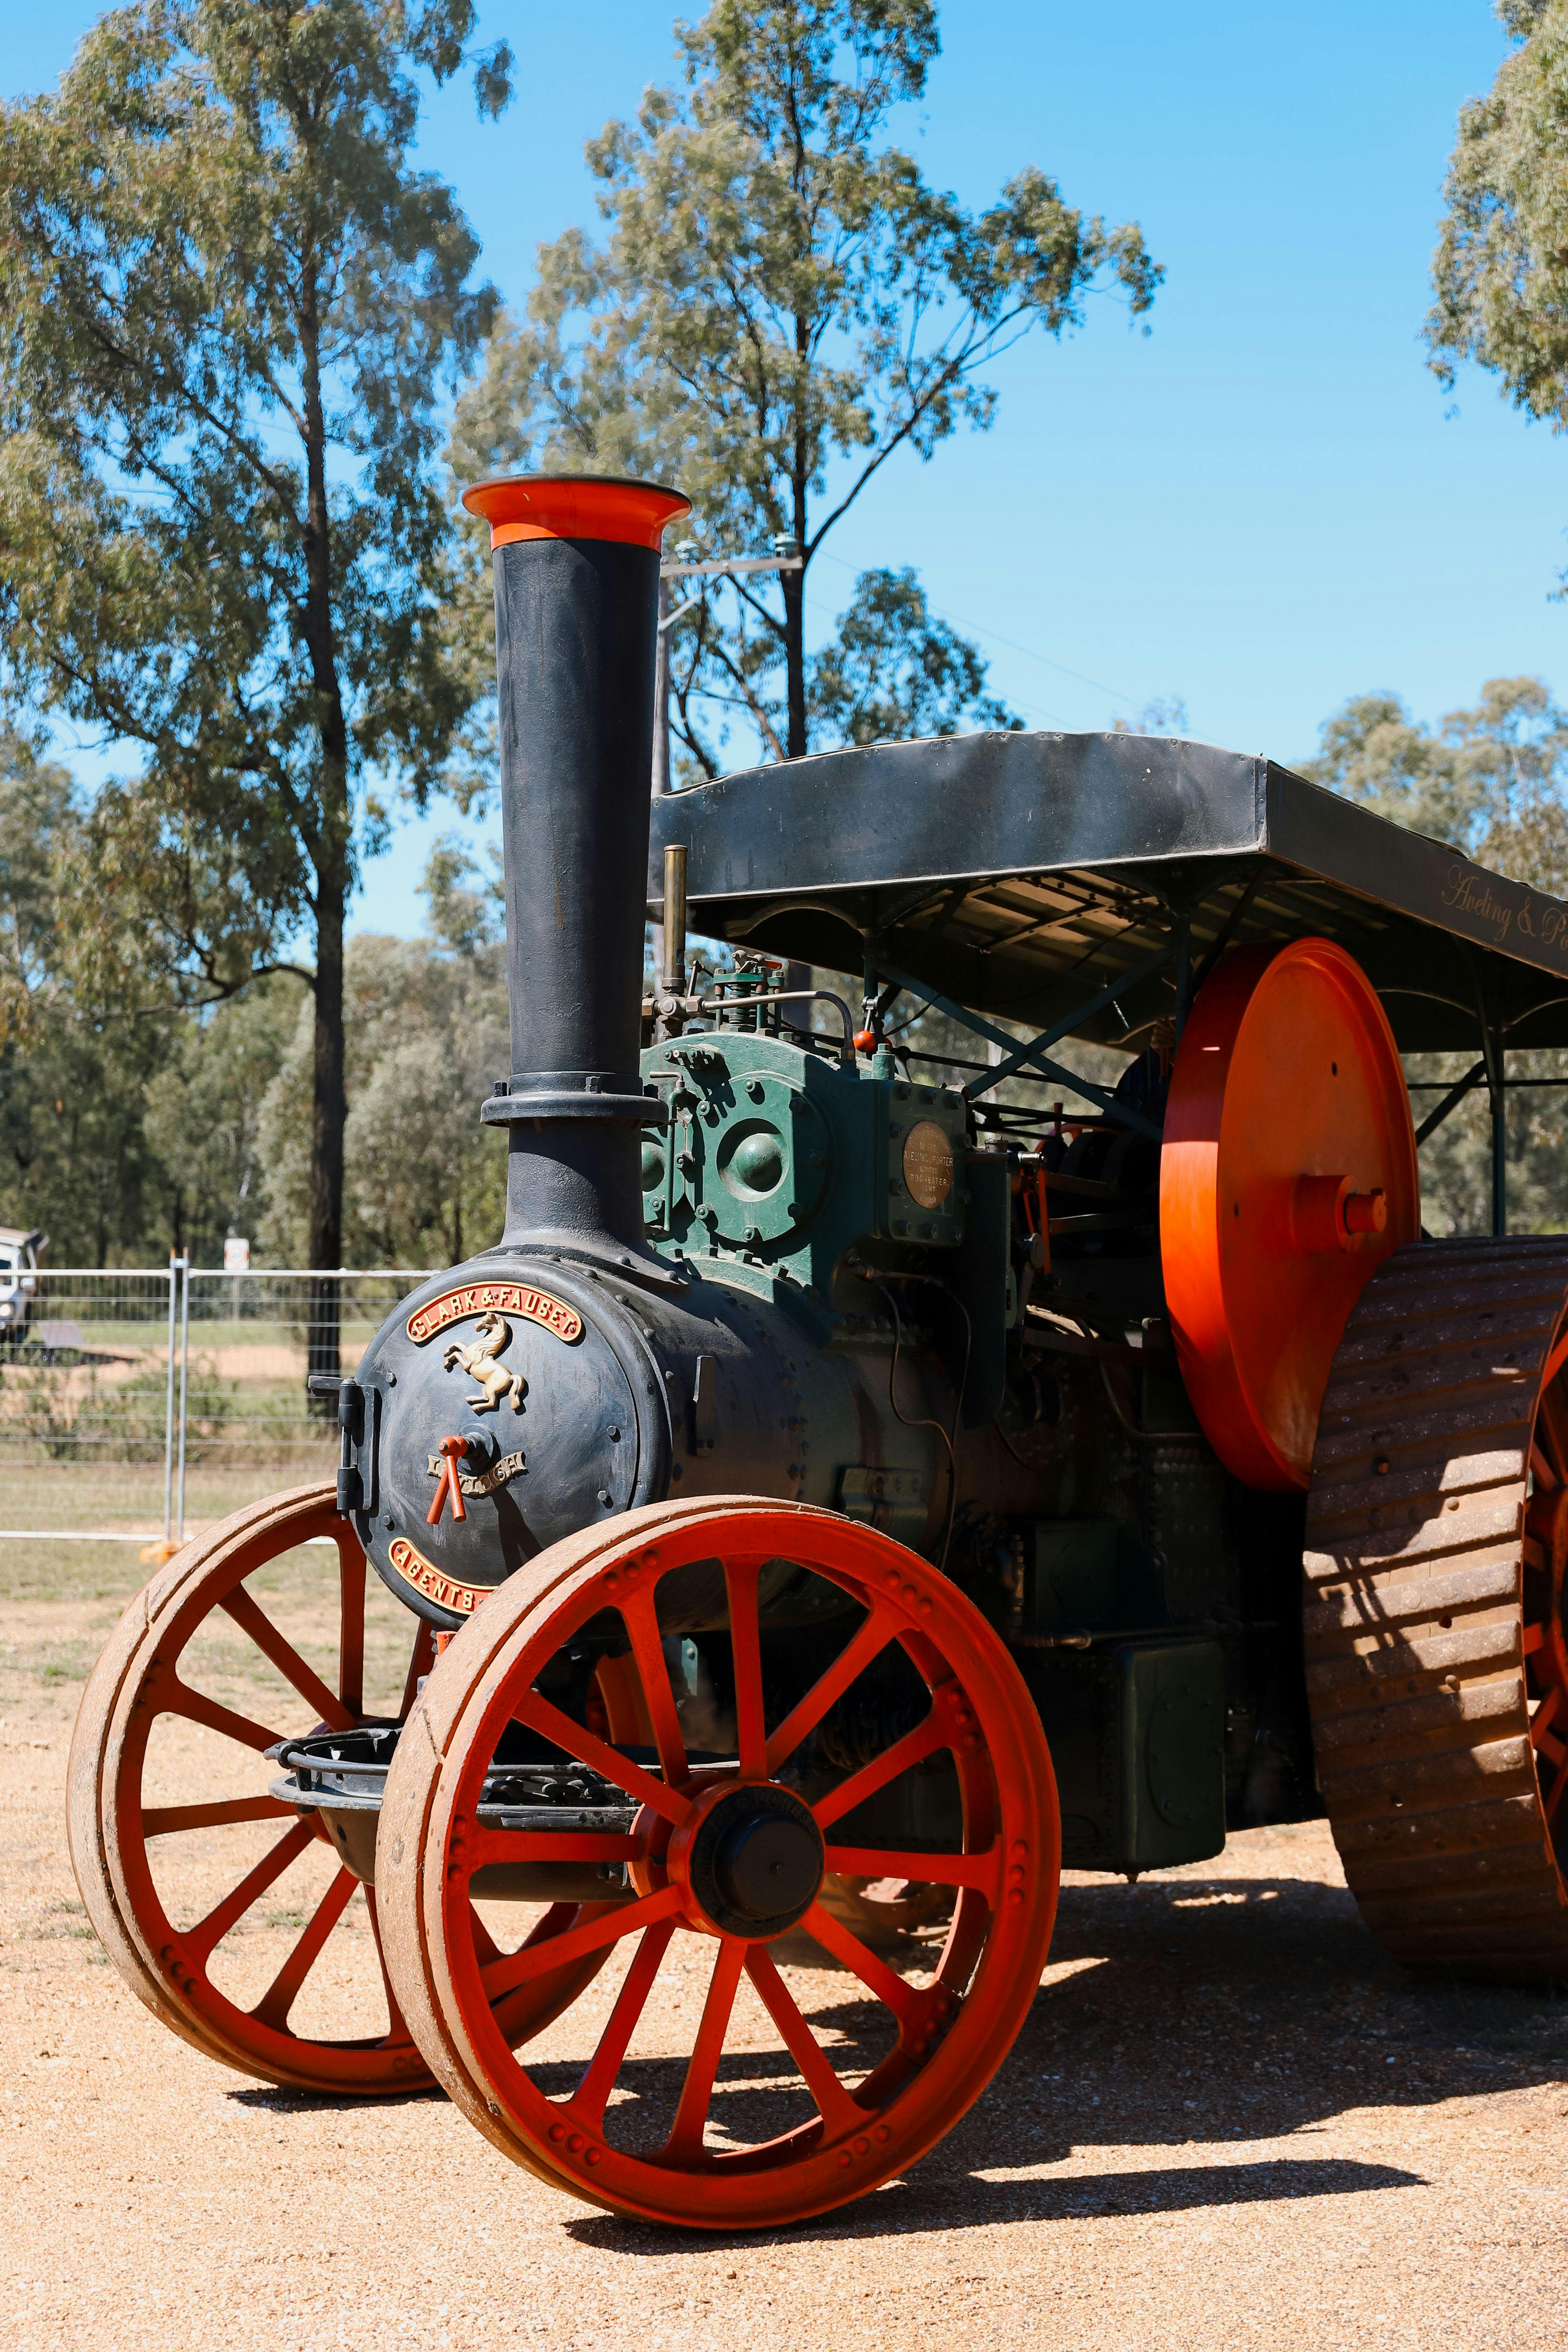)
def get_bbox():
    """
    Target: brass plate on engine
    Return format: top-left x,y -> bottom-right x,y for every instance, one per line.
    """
406,1281 -> 583,1348
425,1448 -> 526,1496
902,1120 -> 955,1210
388,1536 -> 482,1614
